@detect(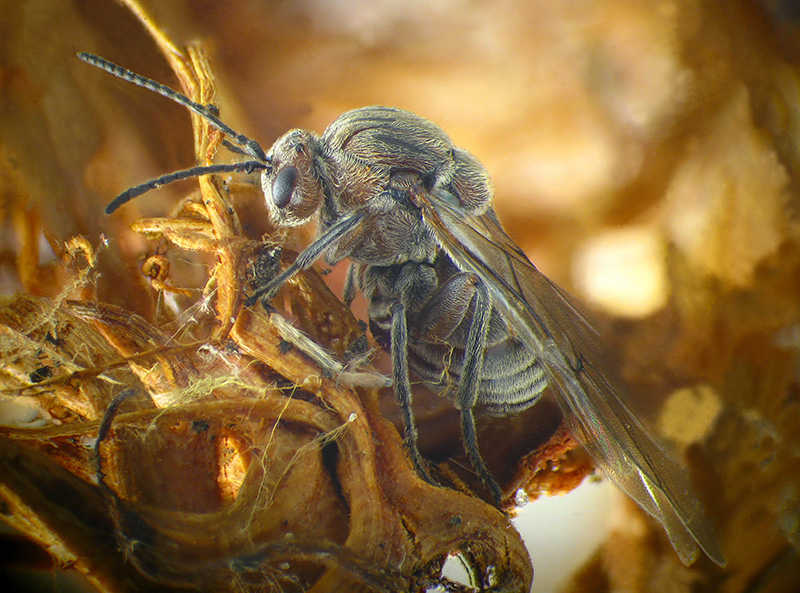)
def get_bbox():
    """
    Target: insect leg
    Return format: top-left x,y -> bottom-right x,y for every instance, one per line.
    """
245,211 -> 366,306
453,277 -> 503,505
453,277 -> 490,409
95,389 -> 138,490
389,301 -> 435,483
